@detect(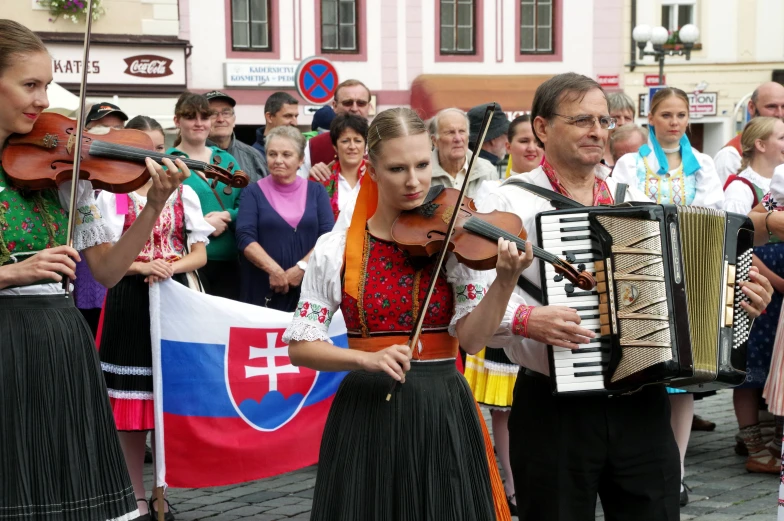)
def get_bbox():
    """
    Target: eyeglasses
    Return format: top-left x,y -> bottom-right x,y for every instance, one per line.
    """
338,99 -> 369,108
554,114 -> 616,130
212,109 -> 235,118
